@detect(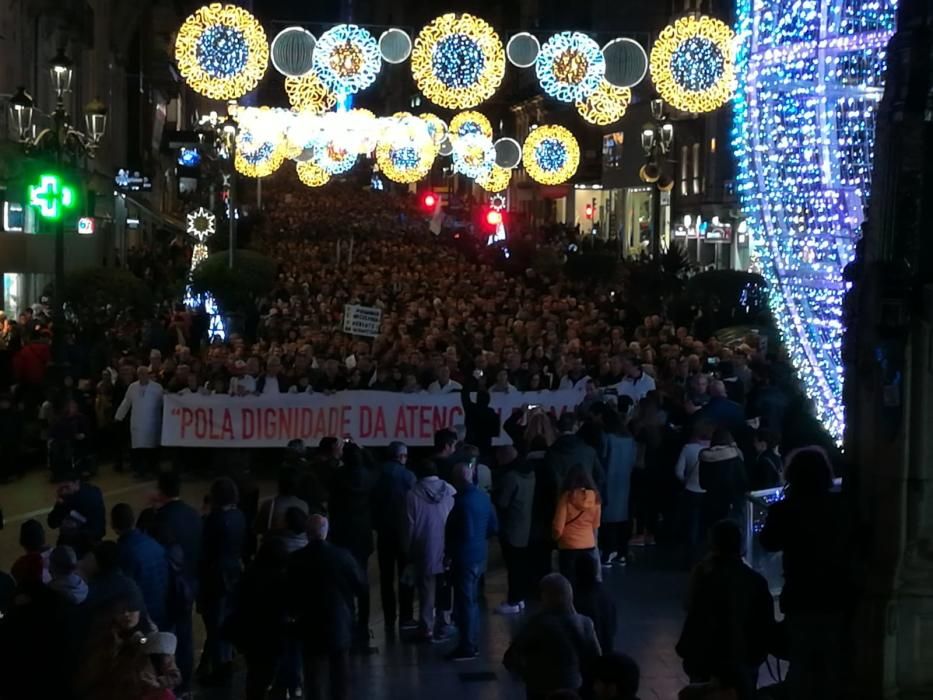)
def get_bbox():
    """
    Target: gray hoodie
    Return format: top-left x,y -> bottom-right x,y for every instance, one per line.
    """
405,476 -> 457,575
